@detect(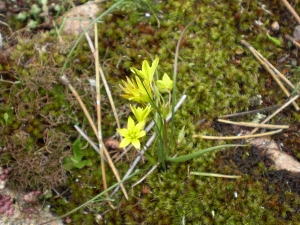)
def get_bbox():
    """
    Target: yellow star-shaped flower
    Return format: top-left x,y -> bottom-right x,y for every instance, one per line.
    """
130,58 -> 159,83
120,76 -> 152,104
117,116 -> 146,149
130,104 -> 152,122
156,73 -> 173,93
